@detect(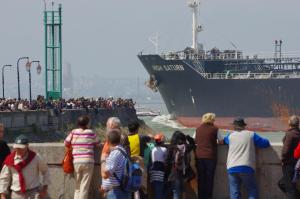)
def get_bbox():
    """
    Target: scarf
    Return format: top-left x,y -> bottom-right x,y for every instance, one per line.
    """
4,150 -> 36,193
